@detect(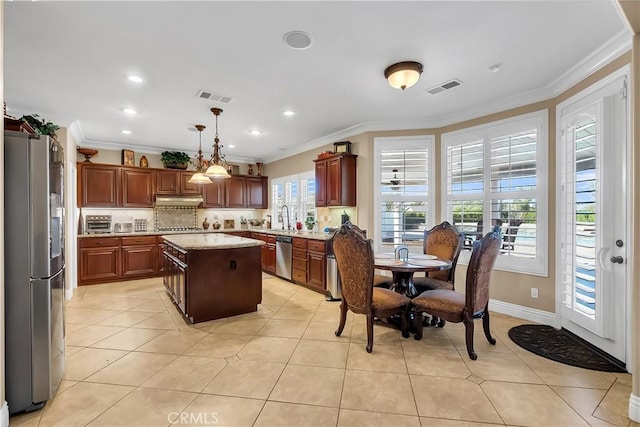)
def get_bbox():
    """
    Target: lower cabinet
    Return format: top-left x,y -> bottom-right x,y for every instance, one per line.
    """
163,243 -> 187,313
121,236 -> 157,278
265,236 -> 276,274
291,237 -> 327,294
